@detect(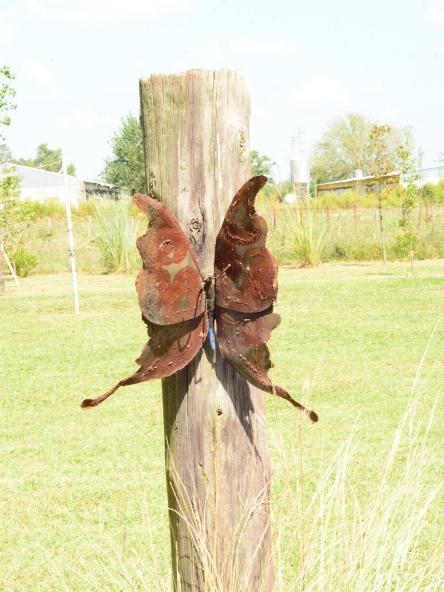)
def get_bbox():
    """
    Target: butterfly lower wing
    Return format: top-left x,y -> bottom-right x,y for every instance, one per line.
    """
214,176 -> 277,313
81,314 -> 208,408
215,308 -> 318,422
134,193 -> 205,325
